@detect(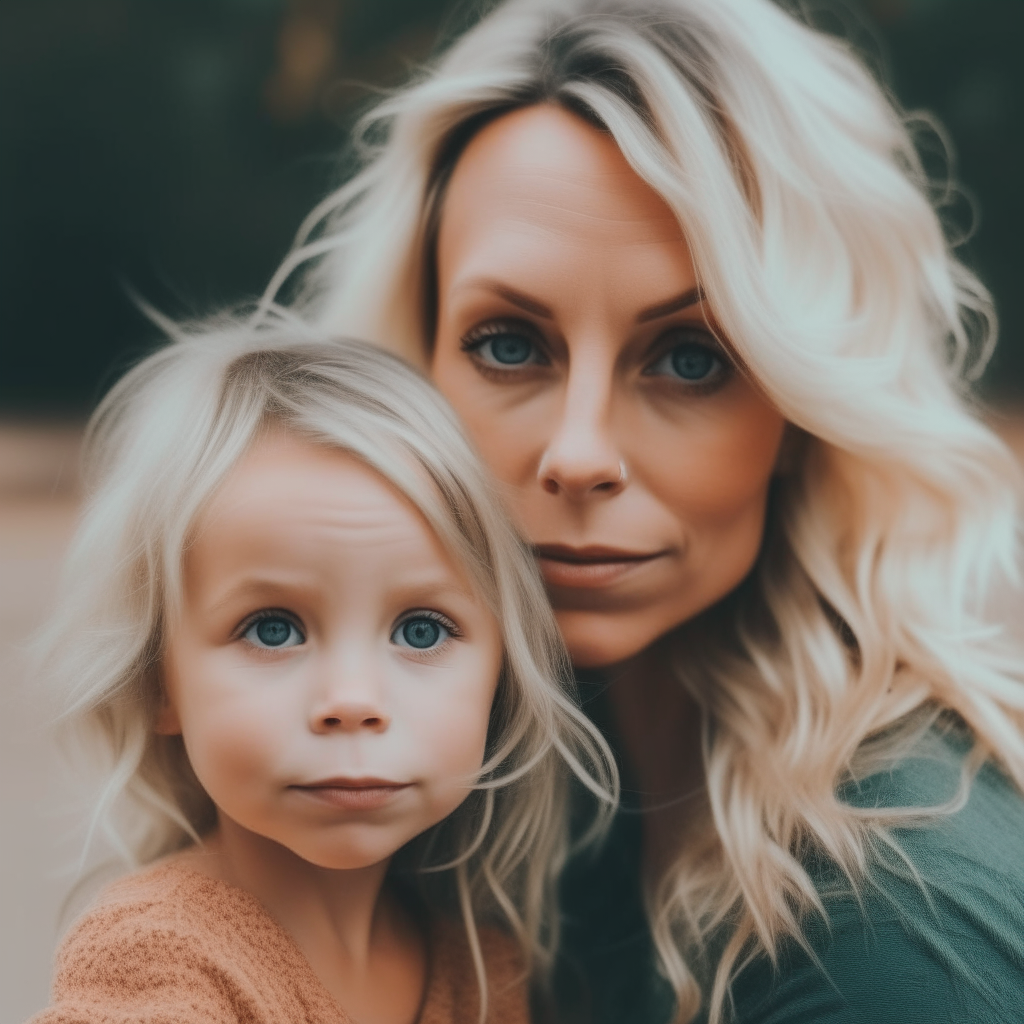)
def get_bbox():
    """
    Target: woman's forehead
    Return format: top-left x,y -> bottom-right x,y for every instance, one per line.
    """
440,104 -> 685,251
436,104 -> 694,330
